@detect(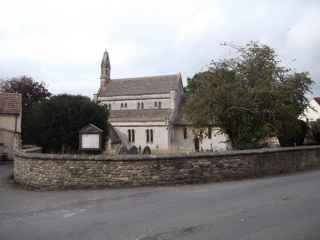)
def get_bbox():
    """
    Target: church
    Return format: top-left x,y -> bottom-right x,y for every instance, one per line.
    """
95,51 -> 228,153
